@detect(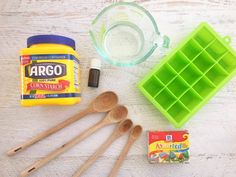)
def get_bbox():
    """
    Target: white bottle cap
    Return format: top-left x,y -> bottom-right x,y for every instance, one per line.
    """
90,58 -> 101,70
